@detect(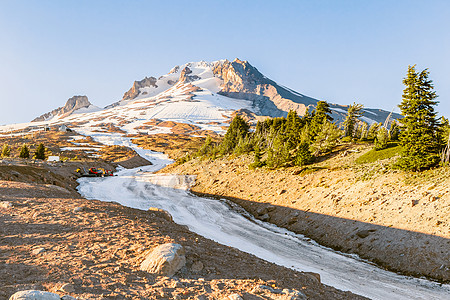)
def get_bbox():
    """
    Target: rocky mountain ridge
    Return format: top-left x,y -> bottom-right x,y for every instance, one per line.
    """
31,58 -> 401,125
32,96 -> 95,122
113,58 -> 401,123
